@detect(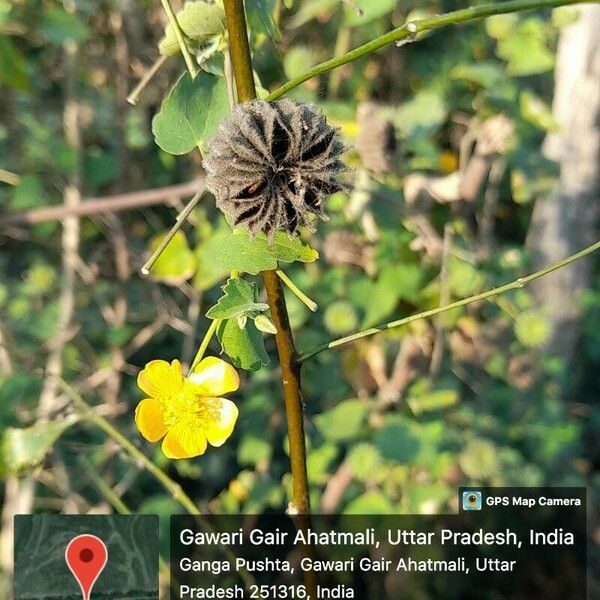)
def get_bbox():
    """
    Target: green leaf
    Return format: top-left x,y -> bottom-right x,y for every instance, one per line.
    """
193,227 -> 230,291
217,318 -> 269,371
347,443 -> 383,482
344,0 -> 396,27
449,62 -> 504,89
496,21 -> 554,76
152,72 -> 229,155
344,492 -> 394,515
246,0 -> 280,41
324,301 -> 358,335
238,435 -> 272,467
315,399 -> 368,442
283,46 -> 316,80
0,37 -> 31,91
362,264 -> 422,328
41,8 -> 89,44
485,14 -> 518,39
448,257 -> 484,297
0,416 -> 78,476
159,1 -> 225,56
148,230 -> 196,285
206,278 -> 268,320
407,388 -> 459,416
394,91 -> 447,139
216,230 -> 319,274
254,314 -> 277,334
459,438 -> 498,480
520,90 -> 558,132
514,310 -> 551,348
375,417 -> 421,463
